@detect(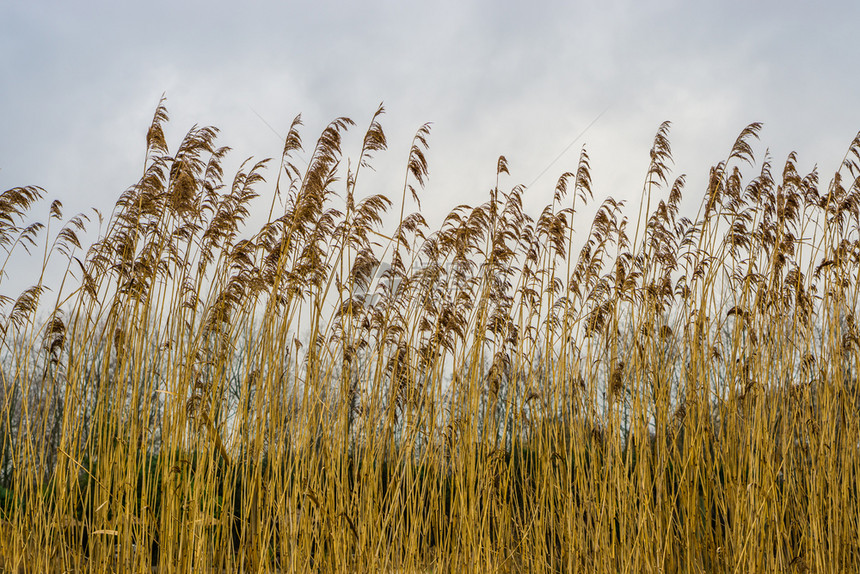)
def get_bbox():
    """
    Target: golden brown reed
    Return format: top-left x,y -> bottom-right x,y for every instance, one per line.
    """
1,98 -> 859,572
